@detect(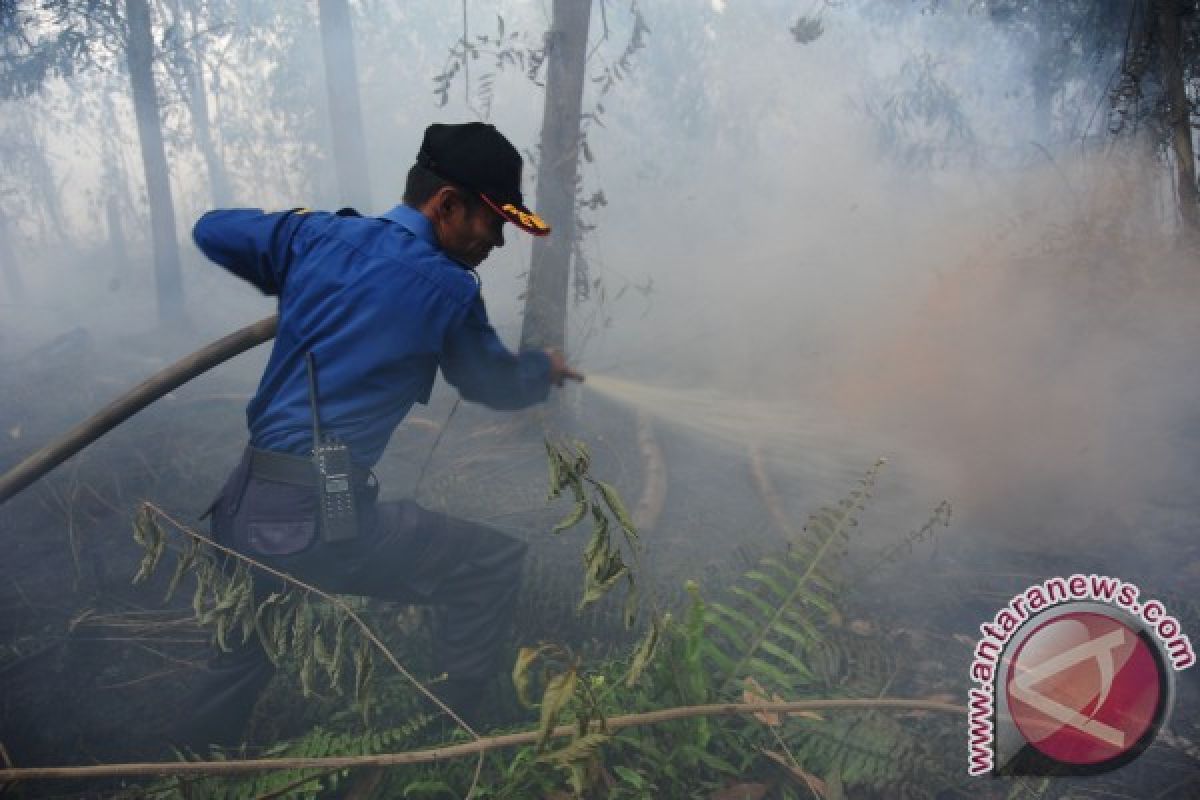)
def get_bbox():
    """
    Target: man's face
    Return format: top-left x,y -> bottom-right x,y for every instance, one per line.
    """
437,192 -> 506,268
